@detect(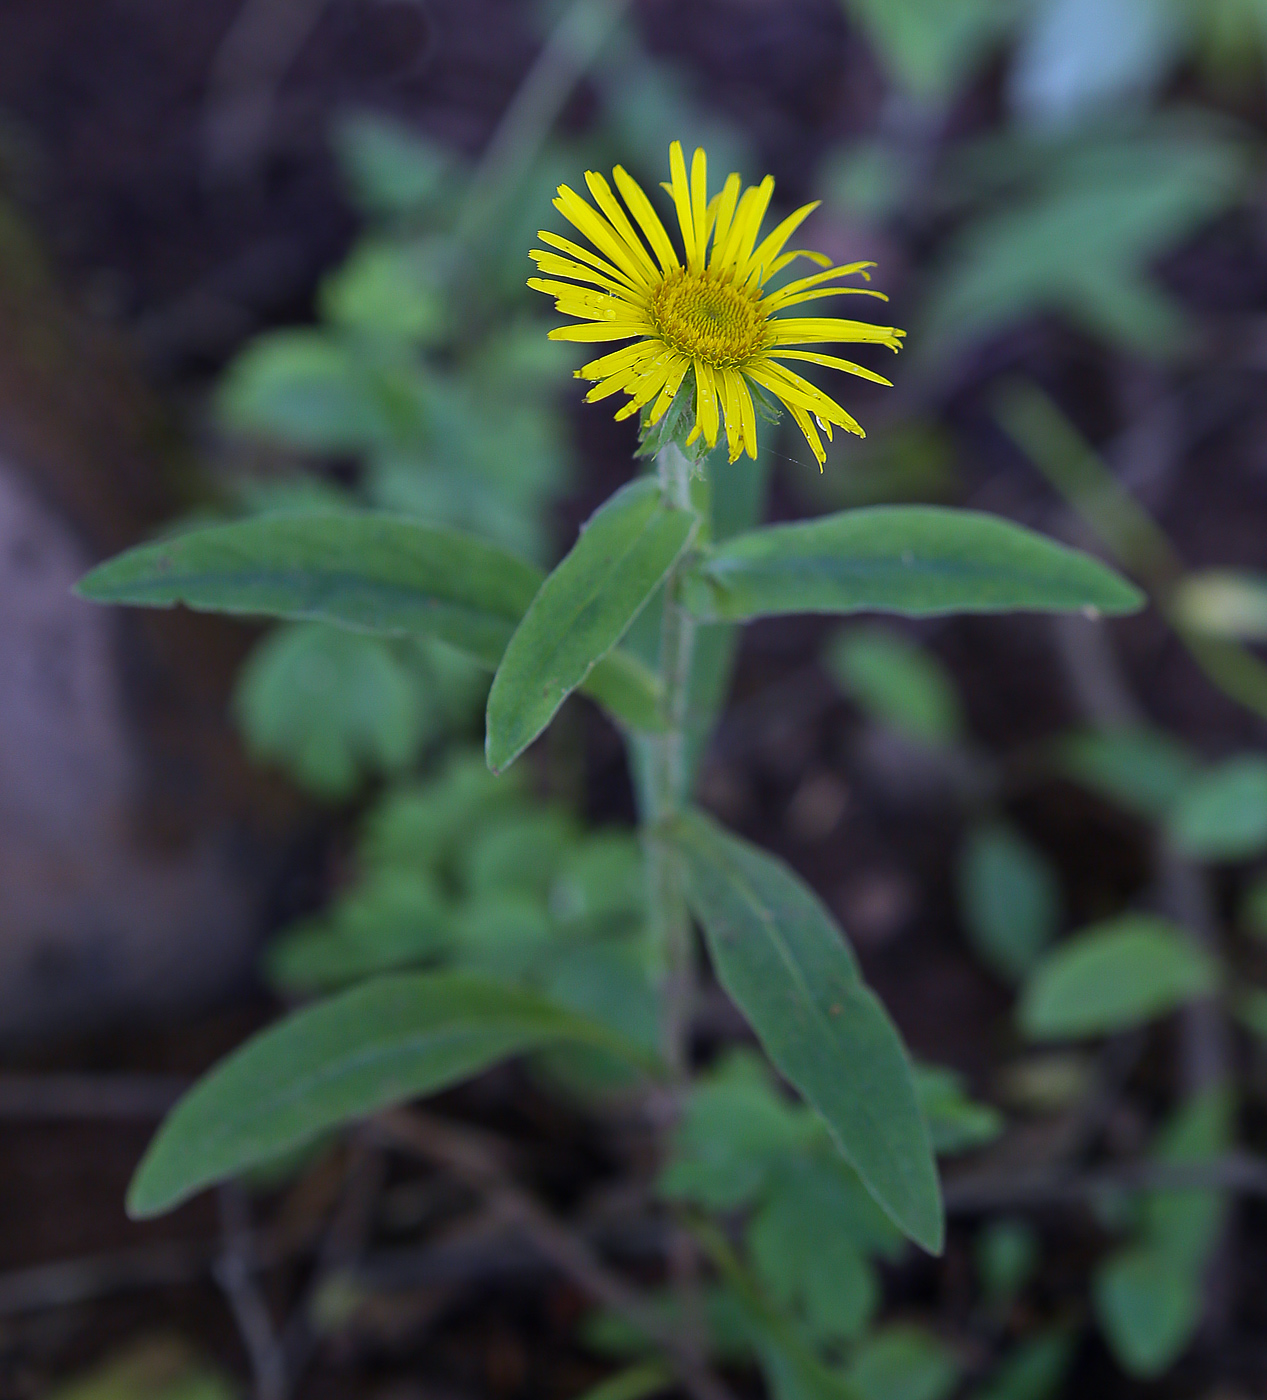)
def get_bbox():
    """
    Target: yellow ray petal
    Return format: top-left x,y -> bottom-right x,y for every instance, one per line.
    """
668,142 -> 697,272
765,285 -> 889,312
647,355 -> 691,424
769,318 -> 906,350
536,229 -> 641,292
529,250 -> 635,296
768,348 -> 894,387
584,170 -> 661,283
762,261 -> 883,308
741,200 -> 819,285
548,322 -> 647,343
554,186 -> 651,288
766,249 -> 834,277
718,366 -> 747,463
746,360 -> 862,434
613,165 -> 680,274
694,358 -> 720,447
732,175 -> 774,272
707,174 -> 742,261
734,368 -> 758,460
784,398 -> 827,467
579,340 -> 665,381
690,147 -> 708,272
